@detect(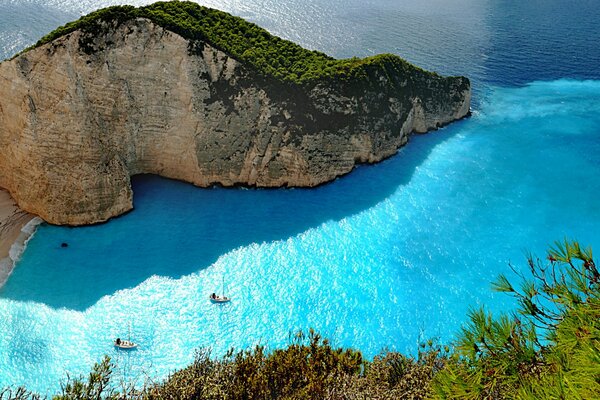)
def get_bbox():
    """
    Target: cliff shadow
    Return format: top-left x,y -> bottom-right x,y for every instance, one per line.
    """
0,119 -> 469,311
